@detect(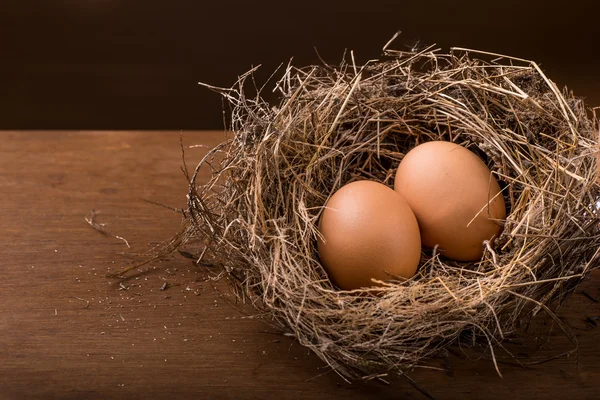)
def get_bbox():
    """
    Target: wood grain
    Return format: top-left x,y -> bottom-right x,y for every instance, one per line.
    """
1,131 -> 600,400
